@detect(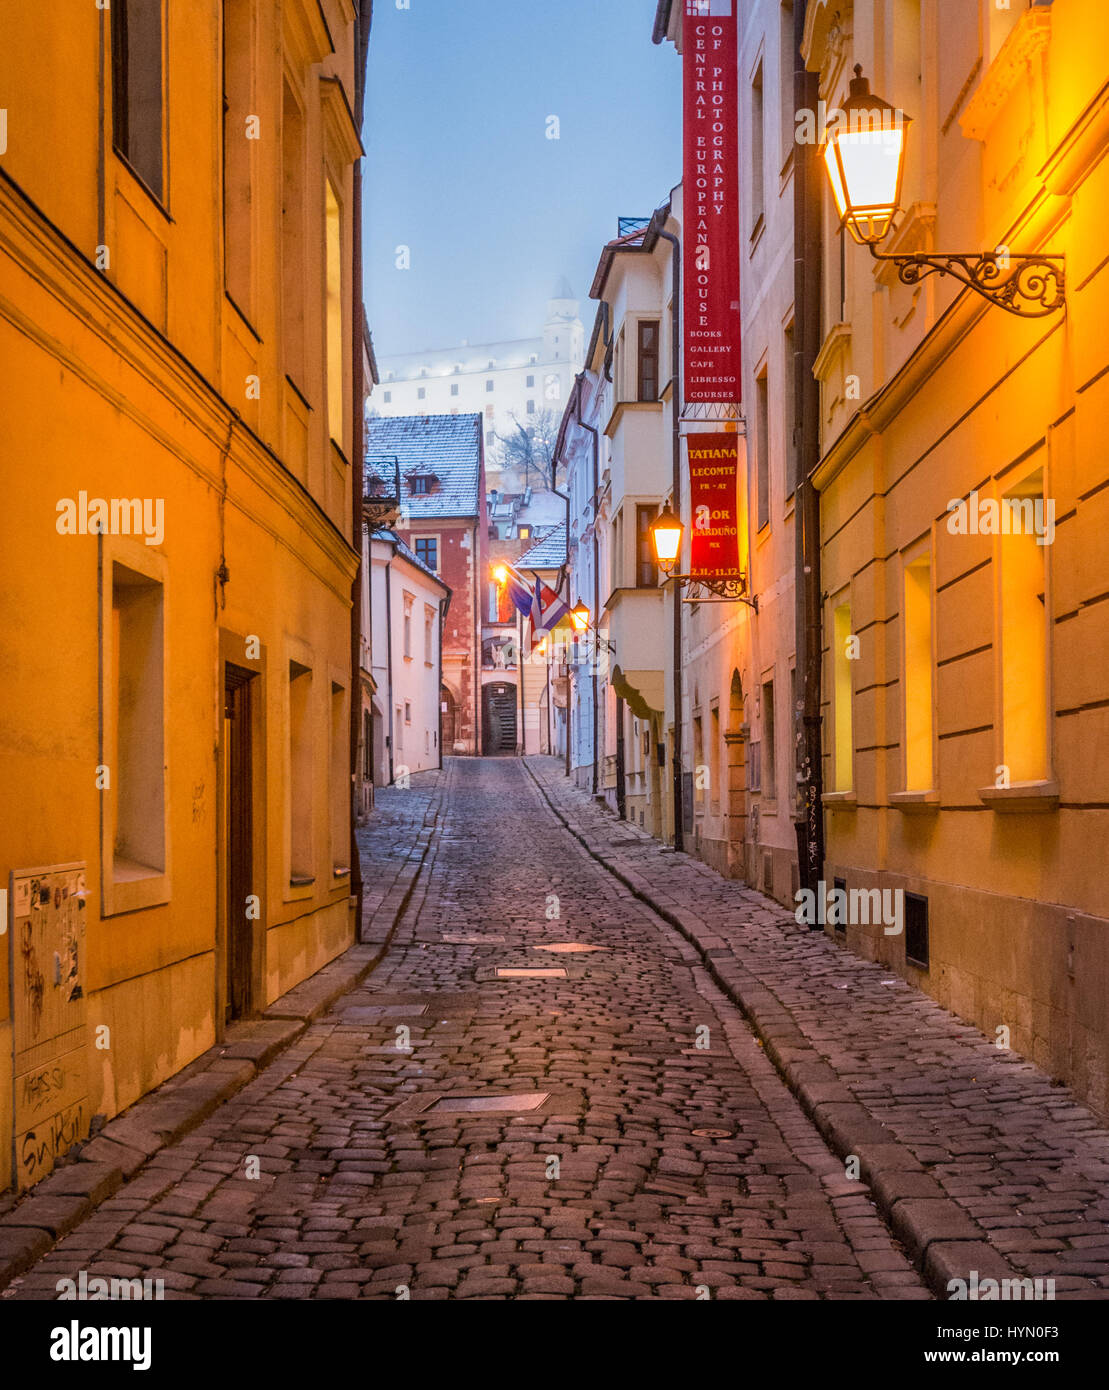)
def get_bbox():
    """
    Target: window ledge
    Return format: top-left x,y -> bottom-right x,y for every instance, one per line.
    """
890,789 -> 940,811
822,791 -> 857,809
290,874 -> 315,887
978,780 -> 1059,812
